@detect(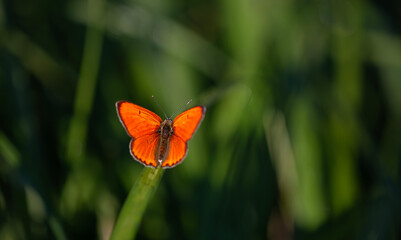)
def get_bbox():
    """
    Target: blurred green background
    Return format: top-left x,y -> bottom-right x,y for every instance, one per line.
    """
1,0 -> 401,239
